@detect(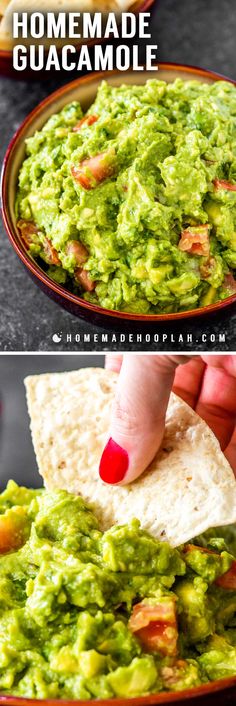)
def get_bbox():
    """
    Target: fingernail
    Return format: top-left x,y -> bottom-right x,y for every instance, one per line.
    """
99,437 -> 129,484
